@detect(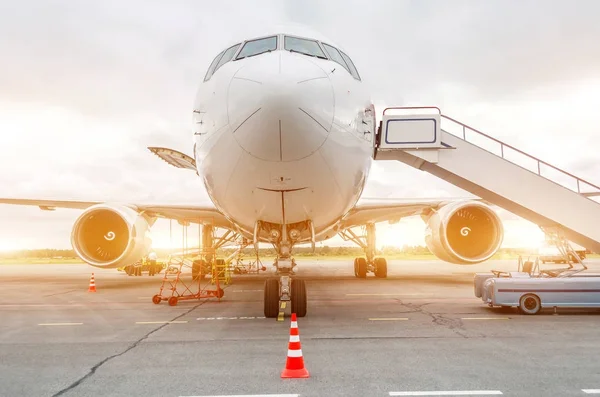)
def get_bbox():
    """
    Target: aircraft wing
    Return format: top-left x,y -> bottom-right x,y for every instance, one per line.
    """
340,197 -> 478,229
0,198 -> 233,229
